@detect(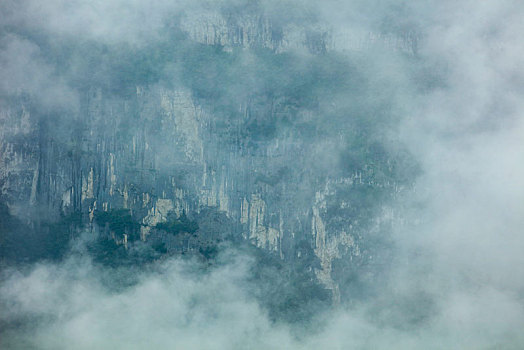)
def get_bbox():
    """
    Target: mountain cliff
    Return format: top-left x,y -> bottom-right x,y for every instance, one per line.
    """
0,4 -> 419,304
